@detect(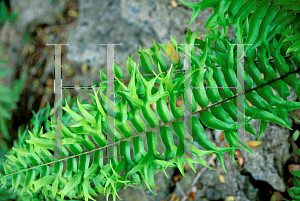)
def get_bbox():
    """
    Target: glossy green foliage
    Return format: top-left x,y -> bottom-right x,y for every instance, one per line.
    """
287,148 -> 300,200
0,1 -> 21,139
0,46 -> 26,140
0,2 -> 17,24
1,0 -> 300,200
0,2 -> 21,141
0,95 -> 79,201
